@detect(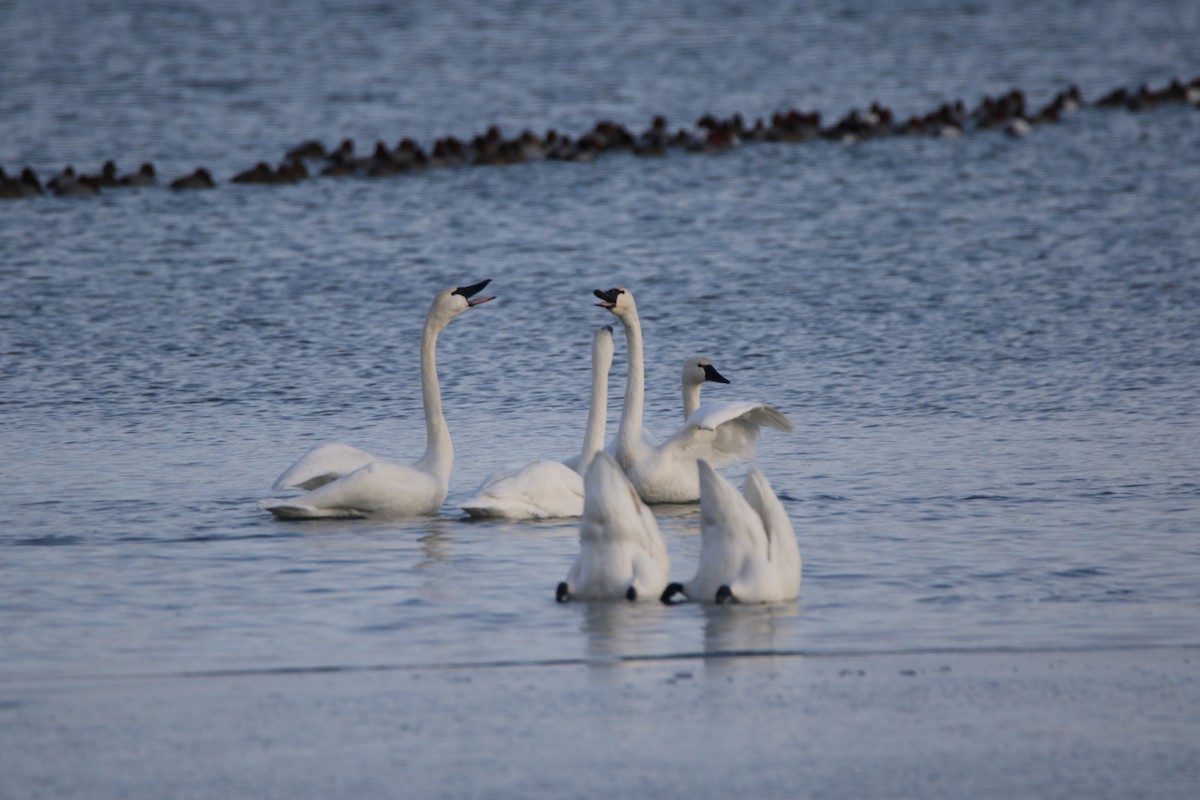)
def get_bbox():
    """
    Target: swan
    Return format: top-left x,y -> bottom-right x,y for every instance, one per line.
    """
661,460 -> 801,604
556,452 -> 671,602
459,326 -> 615,519
562,352 -> 730,470
594,286 -> 795,503
260,279 -> 495,519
